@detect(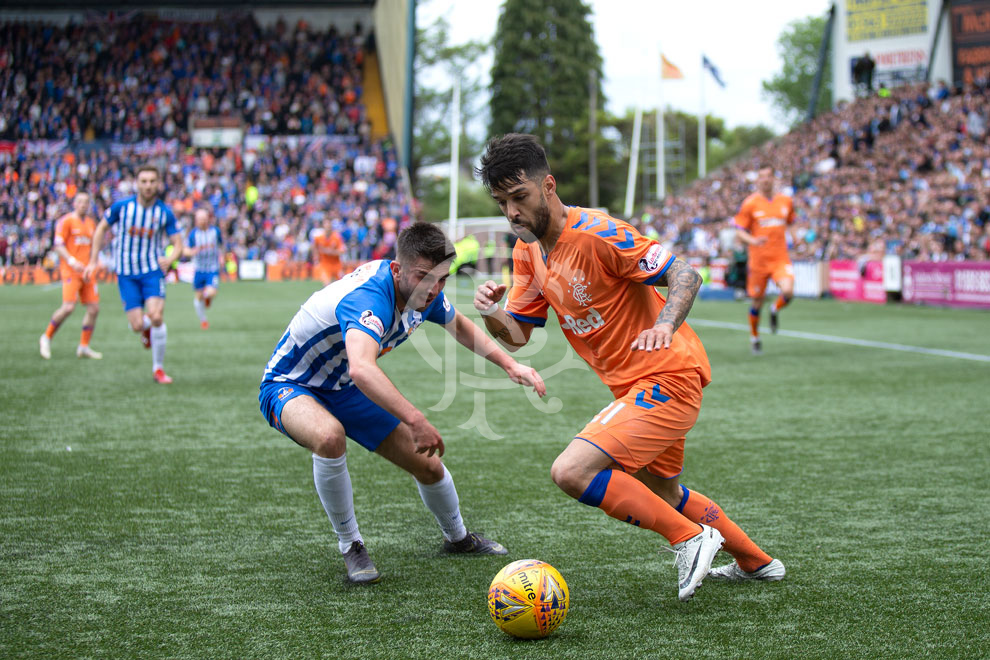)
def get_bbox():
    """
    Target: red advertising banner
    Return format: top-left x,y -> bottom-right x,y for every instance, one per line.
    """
828,260 -> 886,303
902,261 -> 990,309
